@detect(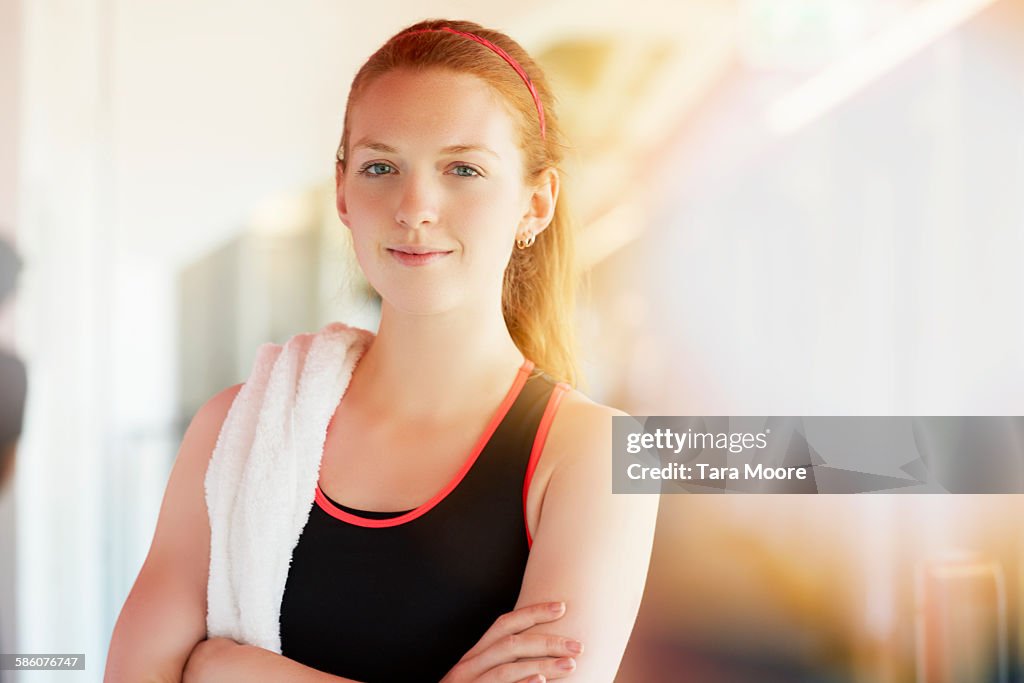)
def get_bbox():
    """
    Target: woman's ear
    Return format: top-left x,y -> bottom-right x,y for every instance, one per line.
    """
335,161 -> 351,229
517,167 -> 559,238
